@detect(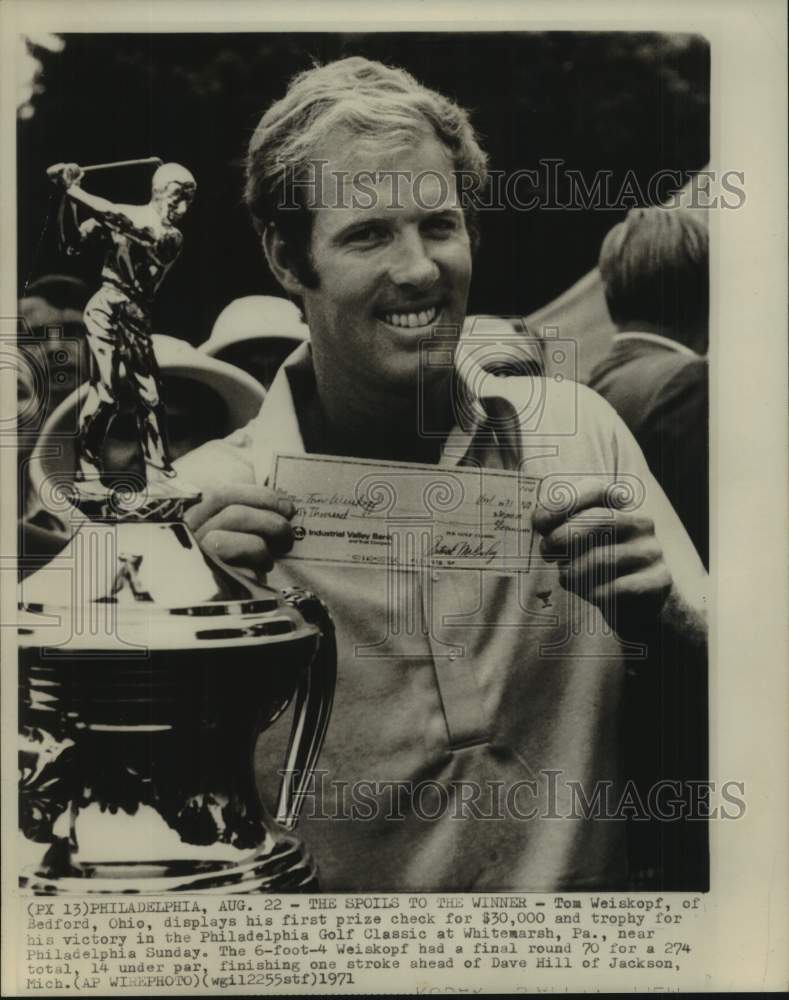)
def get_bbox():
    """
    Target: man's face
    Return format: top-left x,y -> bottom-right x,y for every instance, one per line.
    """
297,133 -> 472,390
158,183 -> 195,225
